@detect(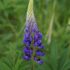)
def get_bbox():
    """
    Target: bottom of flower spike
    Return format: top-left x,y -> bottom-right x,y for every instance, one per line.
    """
23,55 -> 44,64
34,57 -> 43,64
